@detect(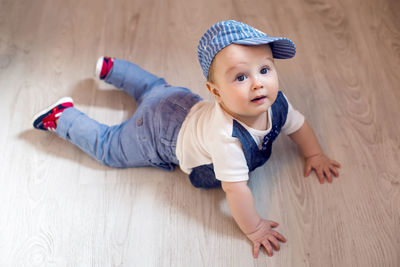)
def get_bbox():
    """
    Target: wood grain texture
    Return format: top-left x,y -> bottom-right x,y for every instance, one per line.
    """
0,0 -> 399,266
